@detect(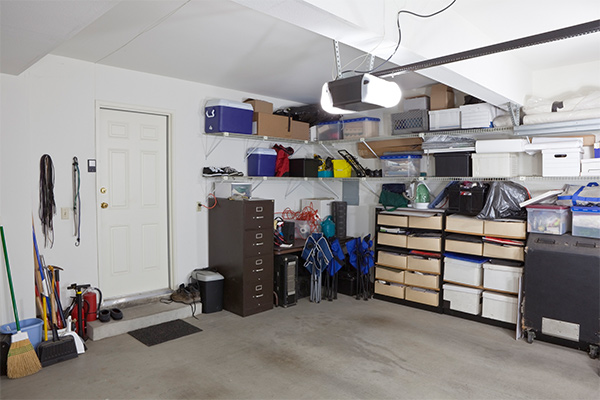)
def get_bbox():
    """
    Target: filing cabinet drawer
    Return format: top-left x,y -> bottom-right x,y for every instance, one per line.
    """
243,229 -> 272,256
244,200 -> 274,230
243,255 -> 273,275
